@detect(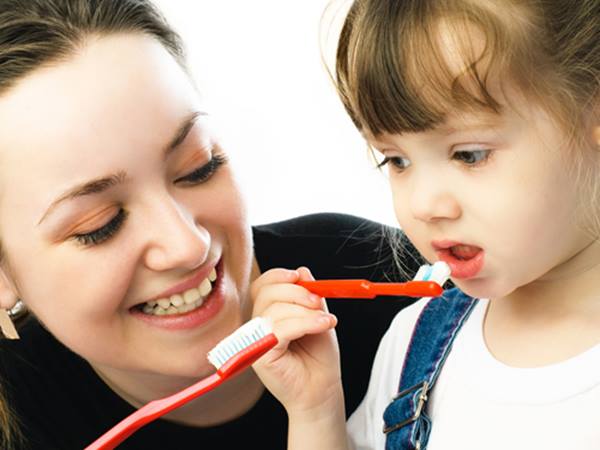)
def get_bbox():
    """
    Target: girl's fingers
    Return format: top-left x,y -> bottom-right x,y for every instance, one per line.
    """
259,301 -> 336,343
250,268 -> 299,299
253,281 -> 322,315
297,266 -> 315,282
296,266 -> 329,313
269,311 -> 337,352
260,301 -> 324,325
